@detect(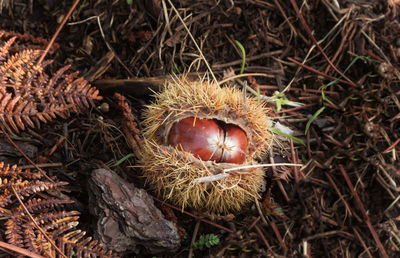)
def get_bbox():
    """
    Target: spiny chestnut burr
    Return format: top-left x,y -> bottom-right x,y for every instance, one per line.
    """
140,77 -> 273,213
168,117 -> 247,164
